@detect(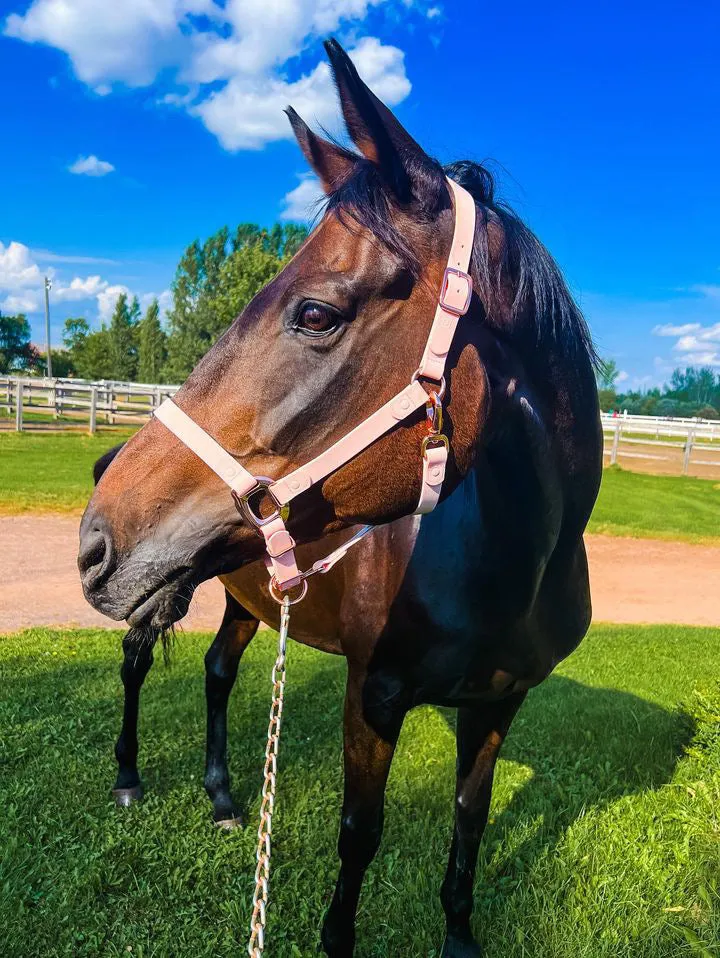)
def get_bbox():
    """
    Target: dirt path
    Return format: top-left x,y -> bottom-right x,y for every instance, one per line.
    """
1,515 -> 718,634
